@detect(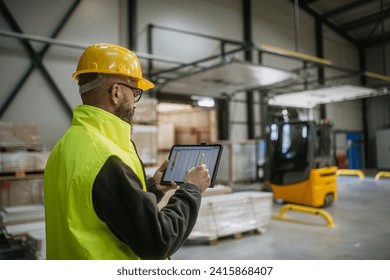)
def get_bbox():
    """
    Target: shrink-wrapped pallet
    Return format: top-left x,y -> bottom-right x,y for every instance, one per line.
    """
217,141 -> 257,185
0,179 -> 44,208
132,125 -> 158,165
132,98 -> 157,124
0,151 -> 49,172
188,191 -> 273,242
